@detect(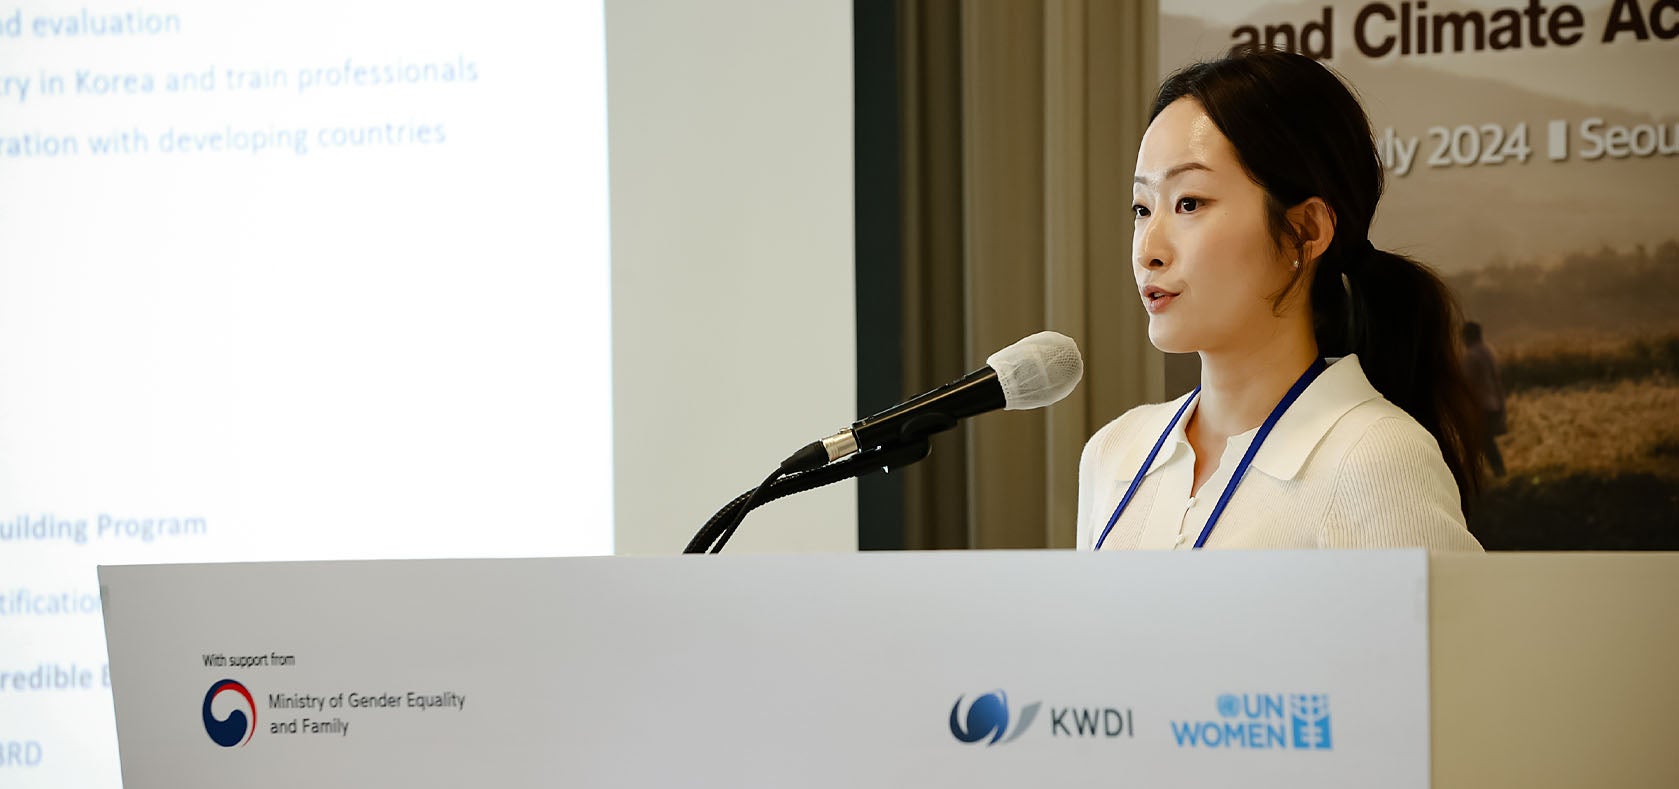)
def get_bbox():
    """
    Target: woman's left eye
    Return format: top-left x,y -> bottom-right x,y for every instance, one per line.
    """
1177,197 -> 1201,212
